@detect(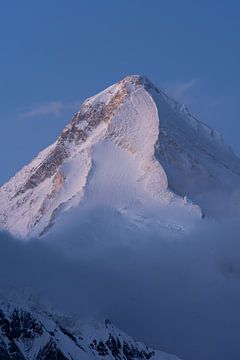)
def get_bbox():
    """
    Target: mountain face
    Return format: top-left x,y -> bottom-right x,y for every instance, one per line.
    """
0,293 -> 181,360
1,75 -> 240,238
